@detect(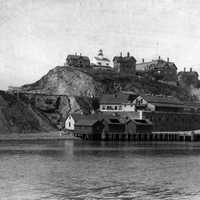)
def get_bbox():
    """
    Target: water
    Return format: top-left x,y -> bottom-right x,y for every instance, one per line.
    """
0,141 -> 200,200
